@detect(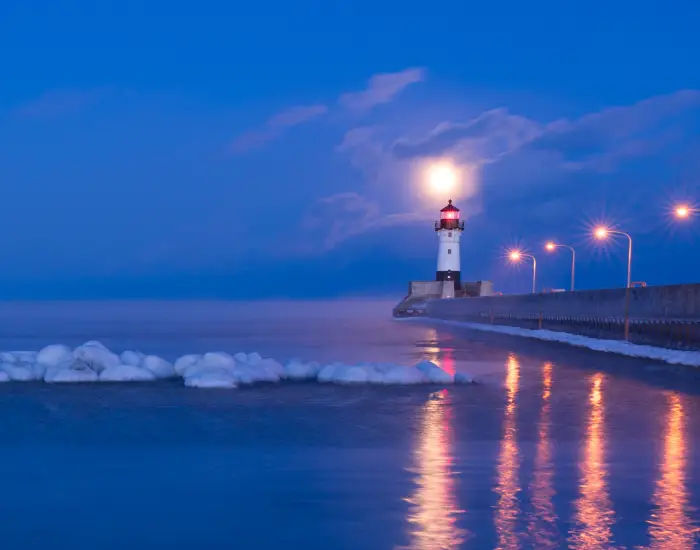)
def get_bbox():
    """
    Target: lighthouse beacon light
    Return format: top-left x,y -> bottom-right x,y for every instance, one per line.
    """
435,199 -> 464,289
